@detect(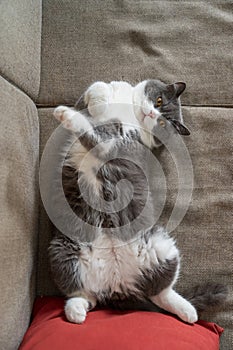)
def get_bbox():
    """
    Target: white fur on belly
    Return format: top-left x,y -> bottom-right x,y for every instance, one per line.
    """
78,228 -> 178,296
